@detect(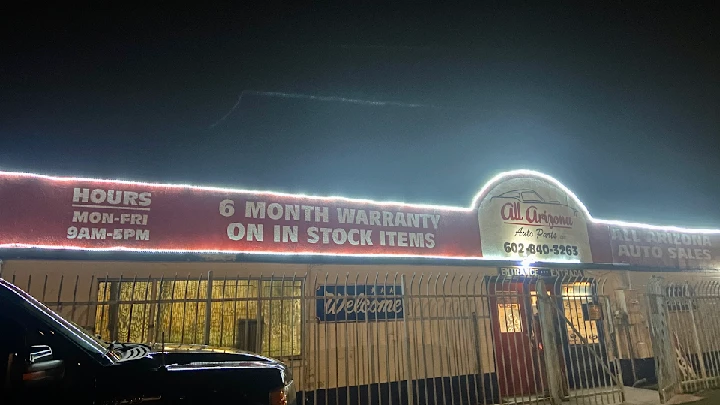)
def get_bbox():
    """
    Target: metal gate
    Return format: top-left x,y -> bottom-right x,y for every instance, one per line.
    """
486,276 -> 624,405
647,277 -> 720,403
2,268 -> 625,405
